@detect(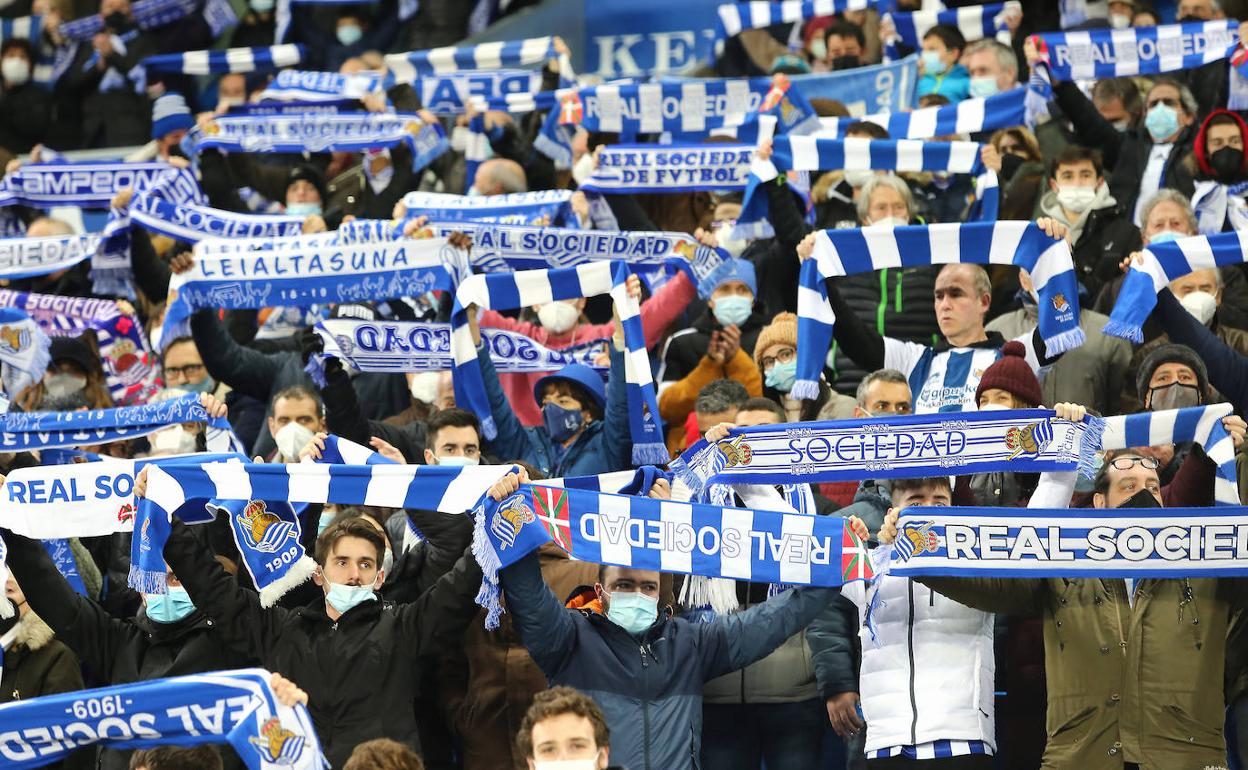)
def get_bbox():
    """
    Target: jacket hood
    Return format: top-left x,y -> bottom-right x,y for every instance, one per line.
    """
11,610 -> 54,651
1194,108 -> 1248,178
565,585 -> 604,614
1038,181 -> 1117,229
